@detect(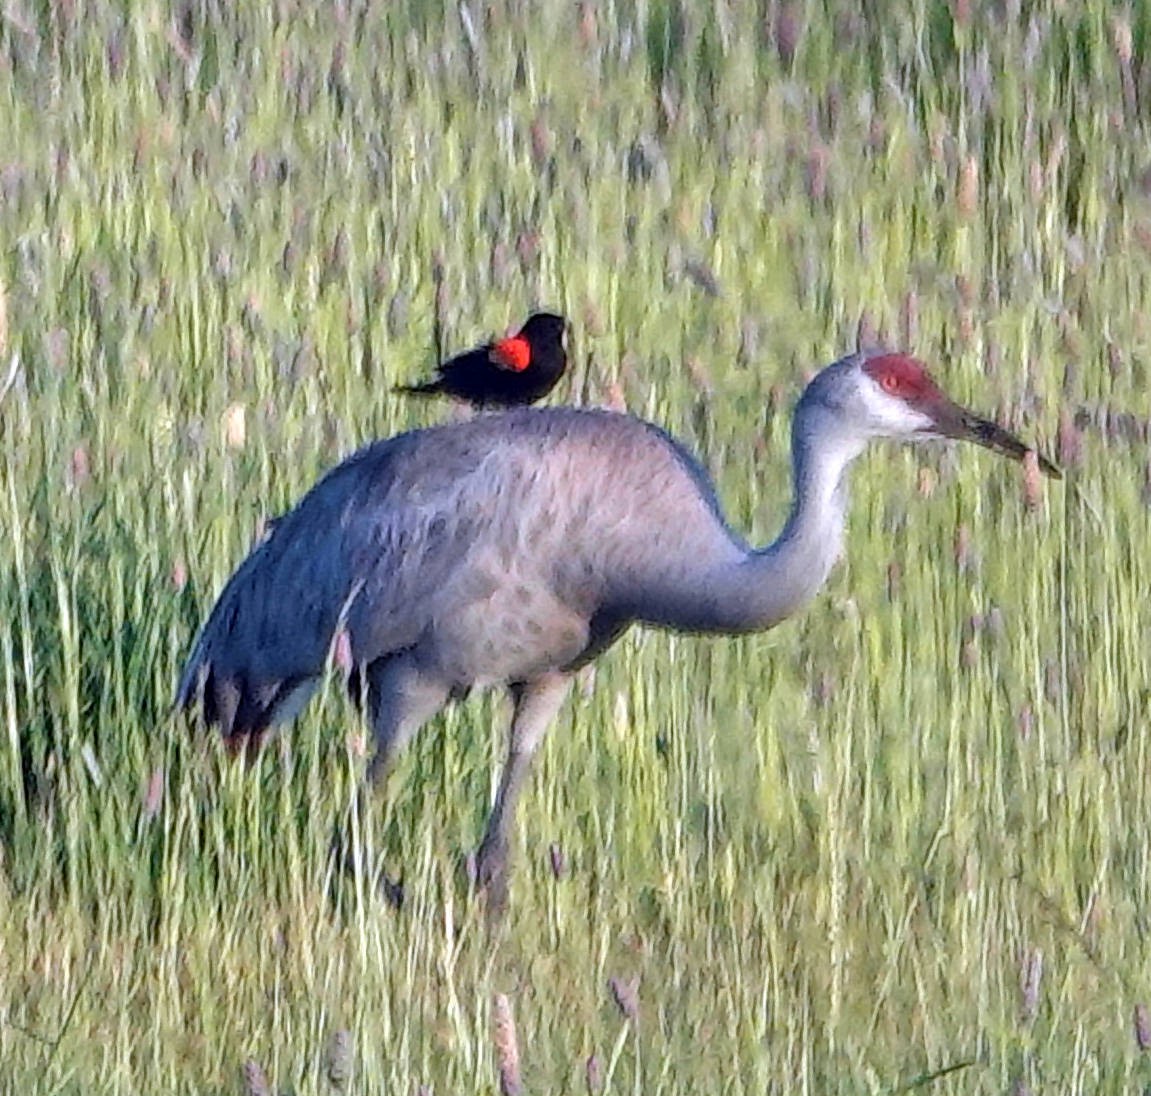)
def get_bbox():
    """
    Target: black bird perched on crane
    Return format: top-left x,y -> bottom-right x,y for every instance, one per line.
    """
176,349 -> 1060,907
395,311 -> 568,408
